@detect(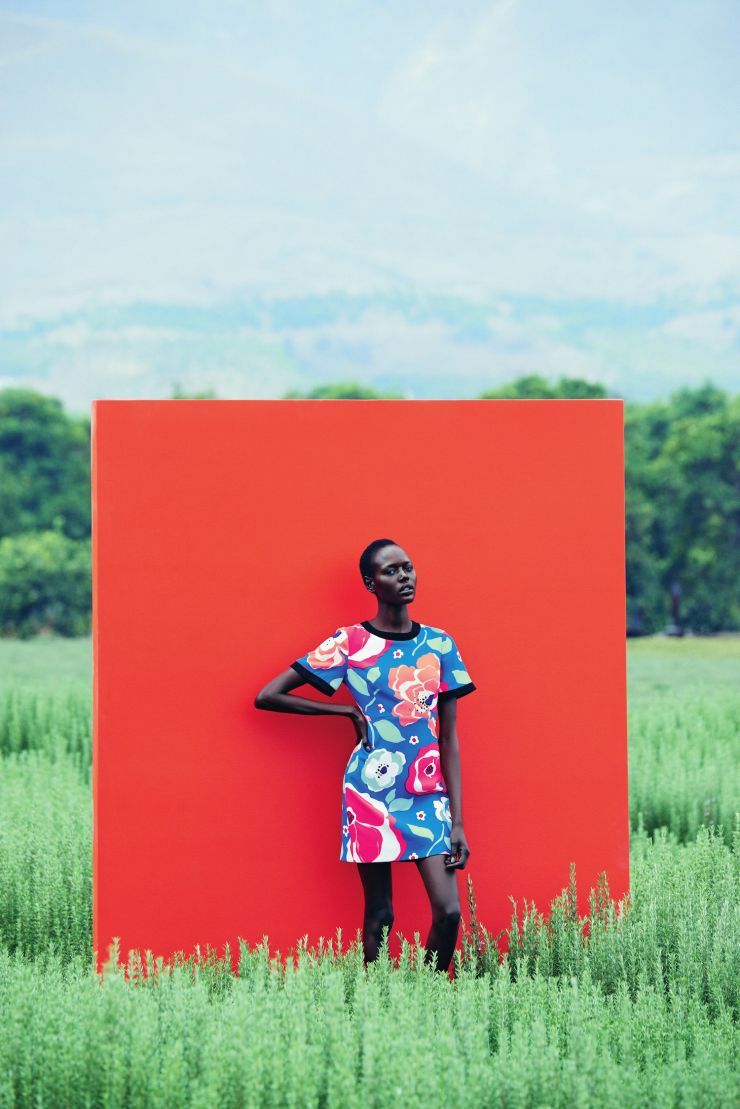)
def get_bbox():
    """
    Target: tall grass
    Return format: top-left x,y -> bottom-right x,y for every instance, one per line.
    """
0,636 -> 737,1106
0,687 -> 91,781
0,750 -> 92,960
628,693 -> 739,842
0,851 -> 736,1108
